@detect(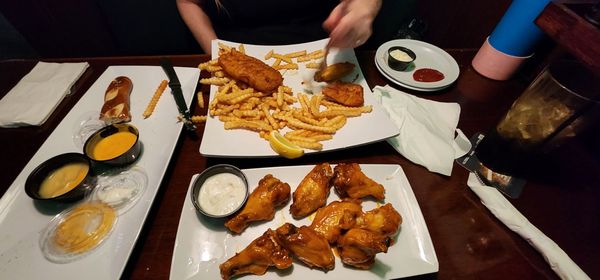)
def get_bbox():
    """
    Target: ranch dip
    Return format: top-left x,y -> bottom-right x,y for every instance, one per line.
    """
390,49 -> 413,62
198,173 -> 246,216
